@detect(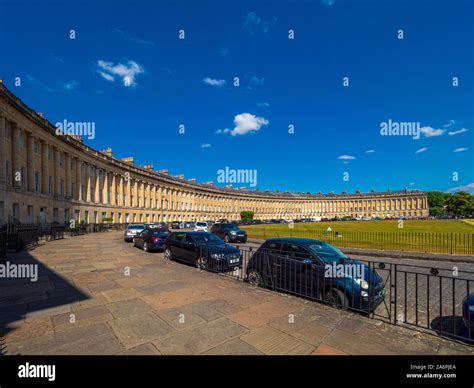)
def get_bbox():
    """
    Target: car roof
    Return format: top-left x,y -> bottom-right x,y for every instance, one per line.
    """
265,237 -> 326,245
